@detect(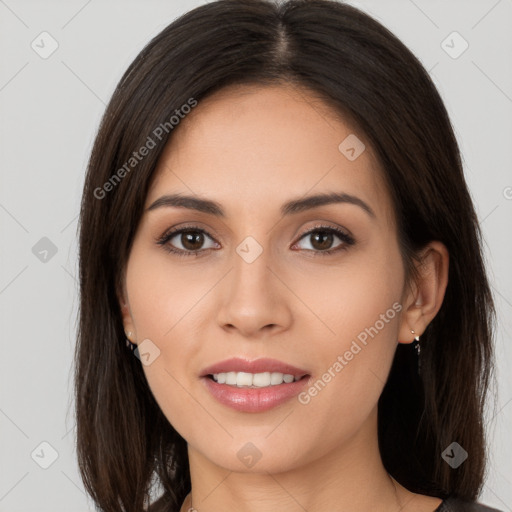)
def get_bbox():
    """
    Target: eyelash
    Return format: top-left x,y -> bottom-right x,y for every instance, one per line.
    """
155,223 -> 356,258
